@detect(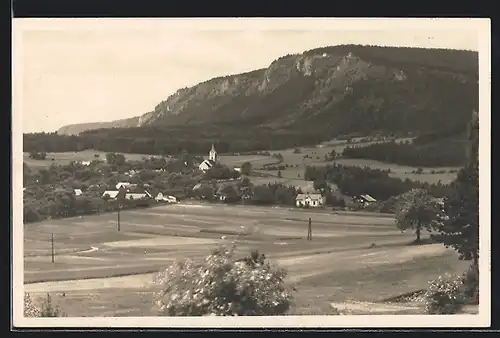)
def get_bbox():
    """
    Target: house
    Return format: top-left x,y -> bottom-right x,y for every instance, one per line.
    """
353,194 -> 377,205
125,191 -> 152,200
199,159 -> 216,172
102,190 -> 120,199
116,182 -> 132,190
155,192 -> 178,203
198,144 -> 218,172
295,193 -> 324,208
80,161 -> 91,166
234,167 -> 242,173
74,189 -> 83,197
